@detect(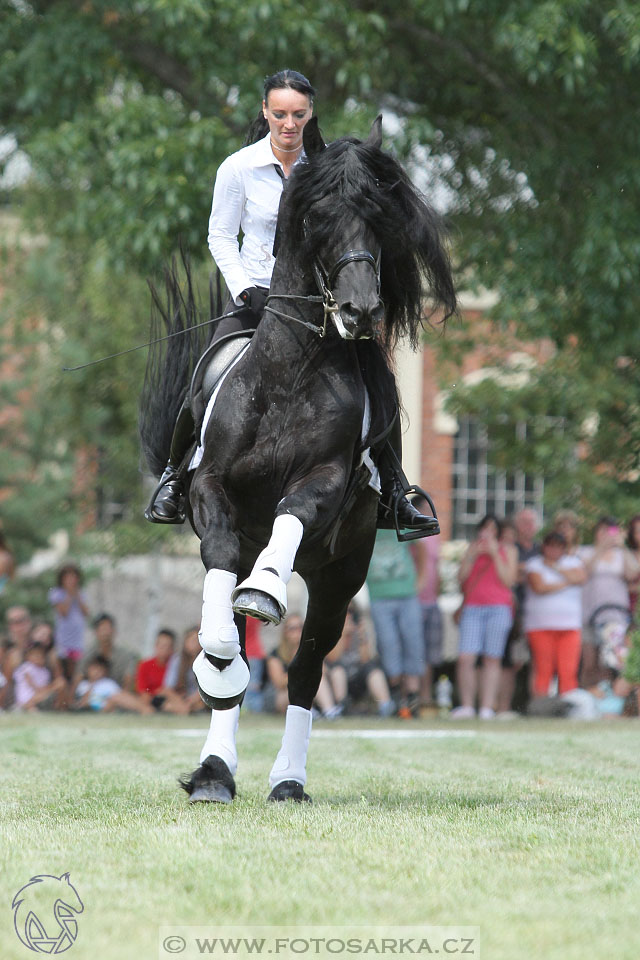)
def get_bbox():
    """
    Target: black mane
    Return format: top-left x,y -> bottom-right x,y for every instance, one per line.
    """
278,136 -> 457,349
